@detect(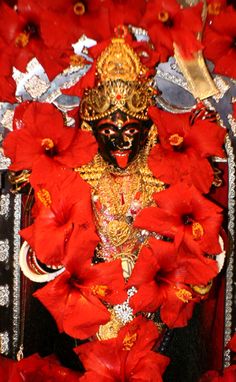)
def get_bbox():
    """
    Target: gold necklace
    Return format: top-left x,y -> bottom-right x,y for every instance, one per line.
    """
75,150 -> 165,273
